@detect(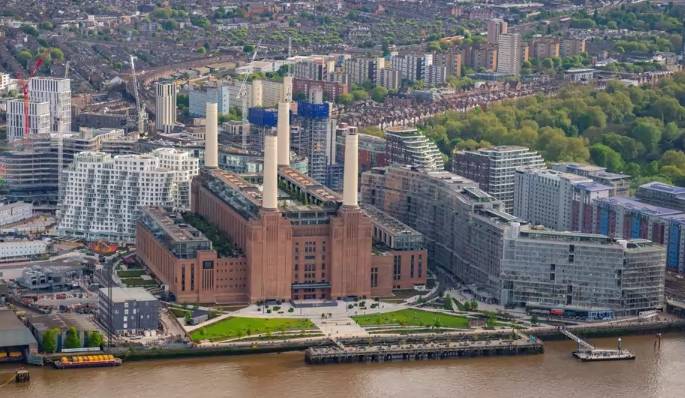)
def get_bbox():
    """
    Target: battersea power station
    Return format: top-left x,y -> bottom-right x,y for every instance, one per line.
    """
136,102 -> 427,304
